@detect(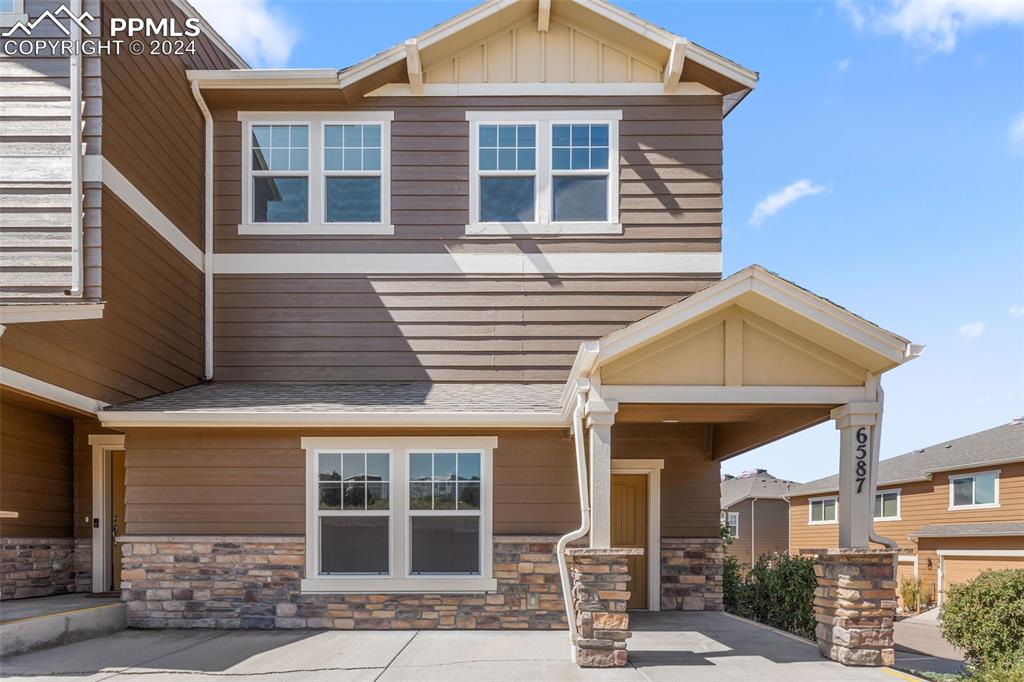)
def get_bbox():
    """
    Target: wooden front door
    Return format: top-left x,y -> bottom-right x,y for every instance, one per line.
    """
110,450 -> 126,591
611,473 -> 648,609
